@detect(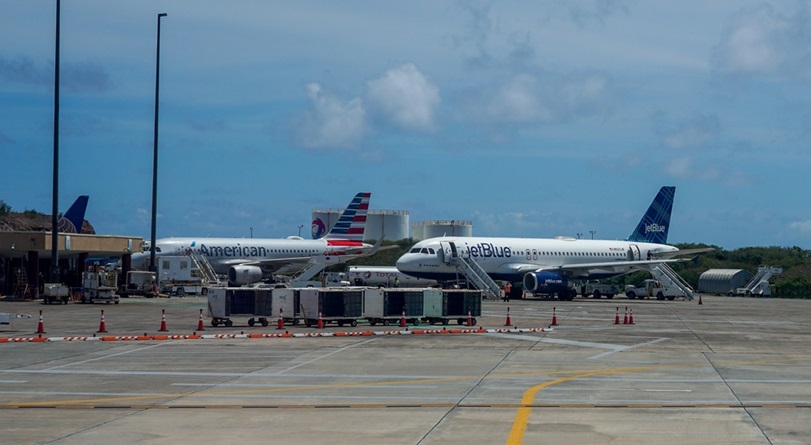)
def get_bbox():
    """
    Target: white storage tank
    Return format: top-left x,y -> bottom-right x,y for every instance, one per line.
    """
412,220 -> 472,241
311,209 -> 409,241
